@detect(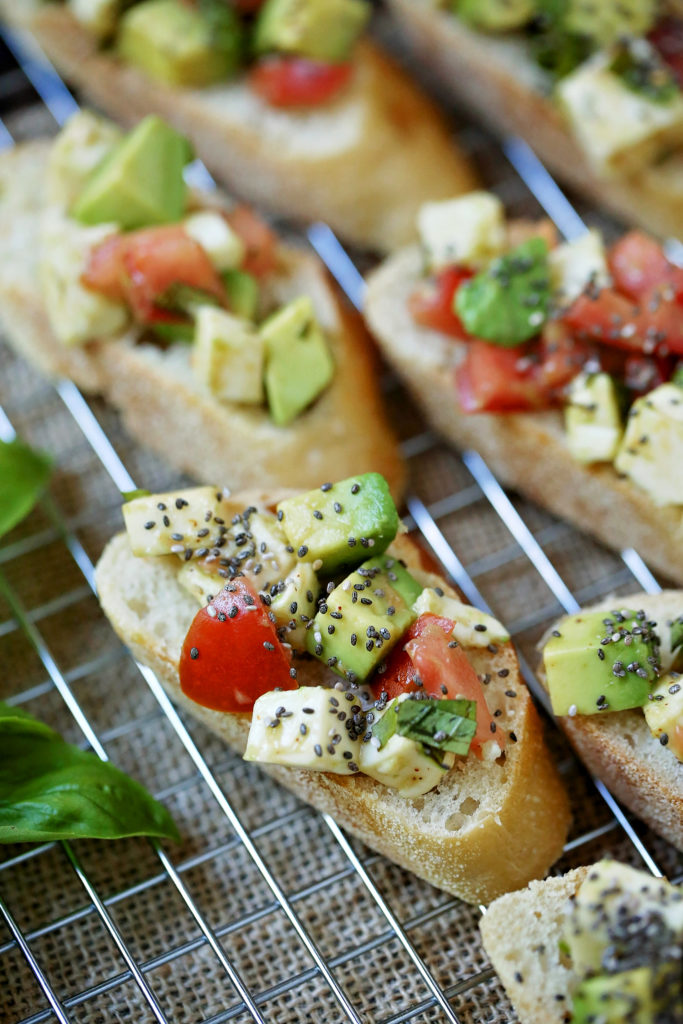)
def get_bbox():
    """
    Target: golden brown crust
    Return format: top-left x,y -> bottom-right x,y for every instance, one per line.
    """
386,0 -> 683,240
95,526 -> 571,904
0,140 -> 405,497
364,245 -> 683,583
6,3 -> 477,252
